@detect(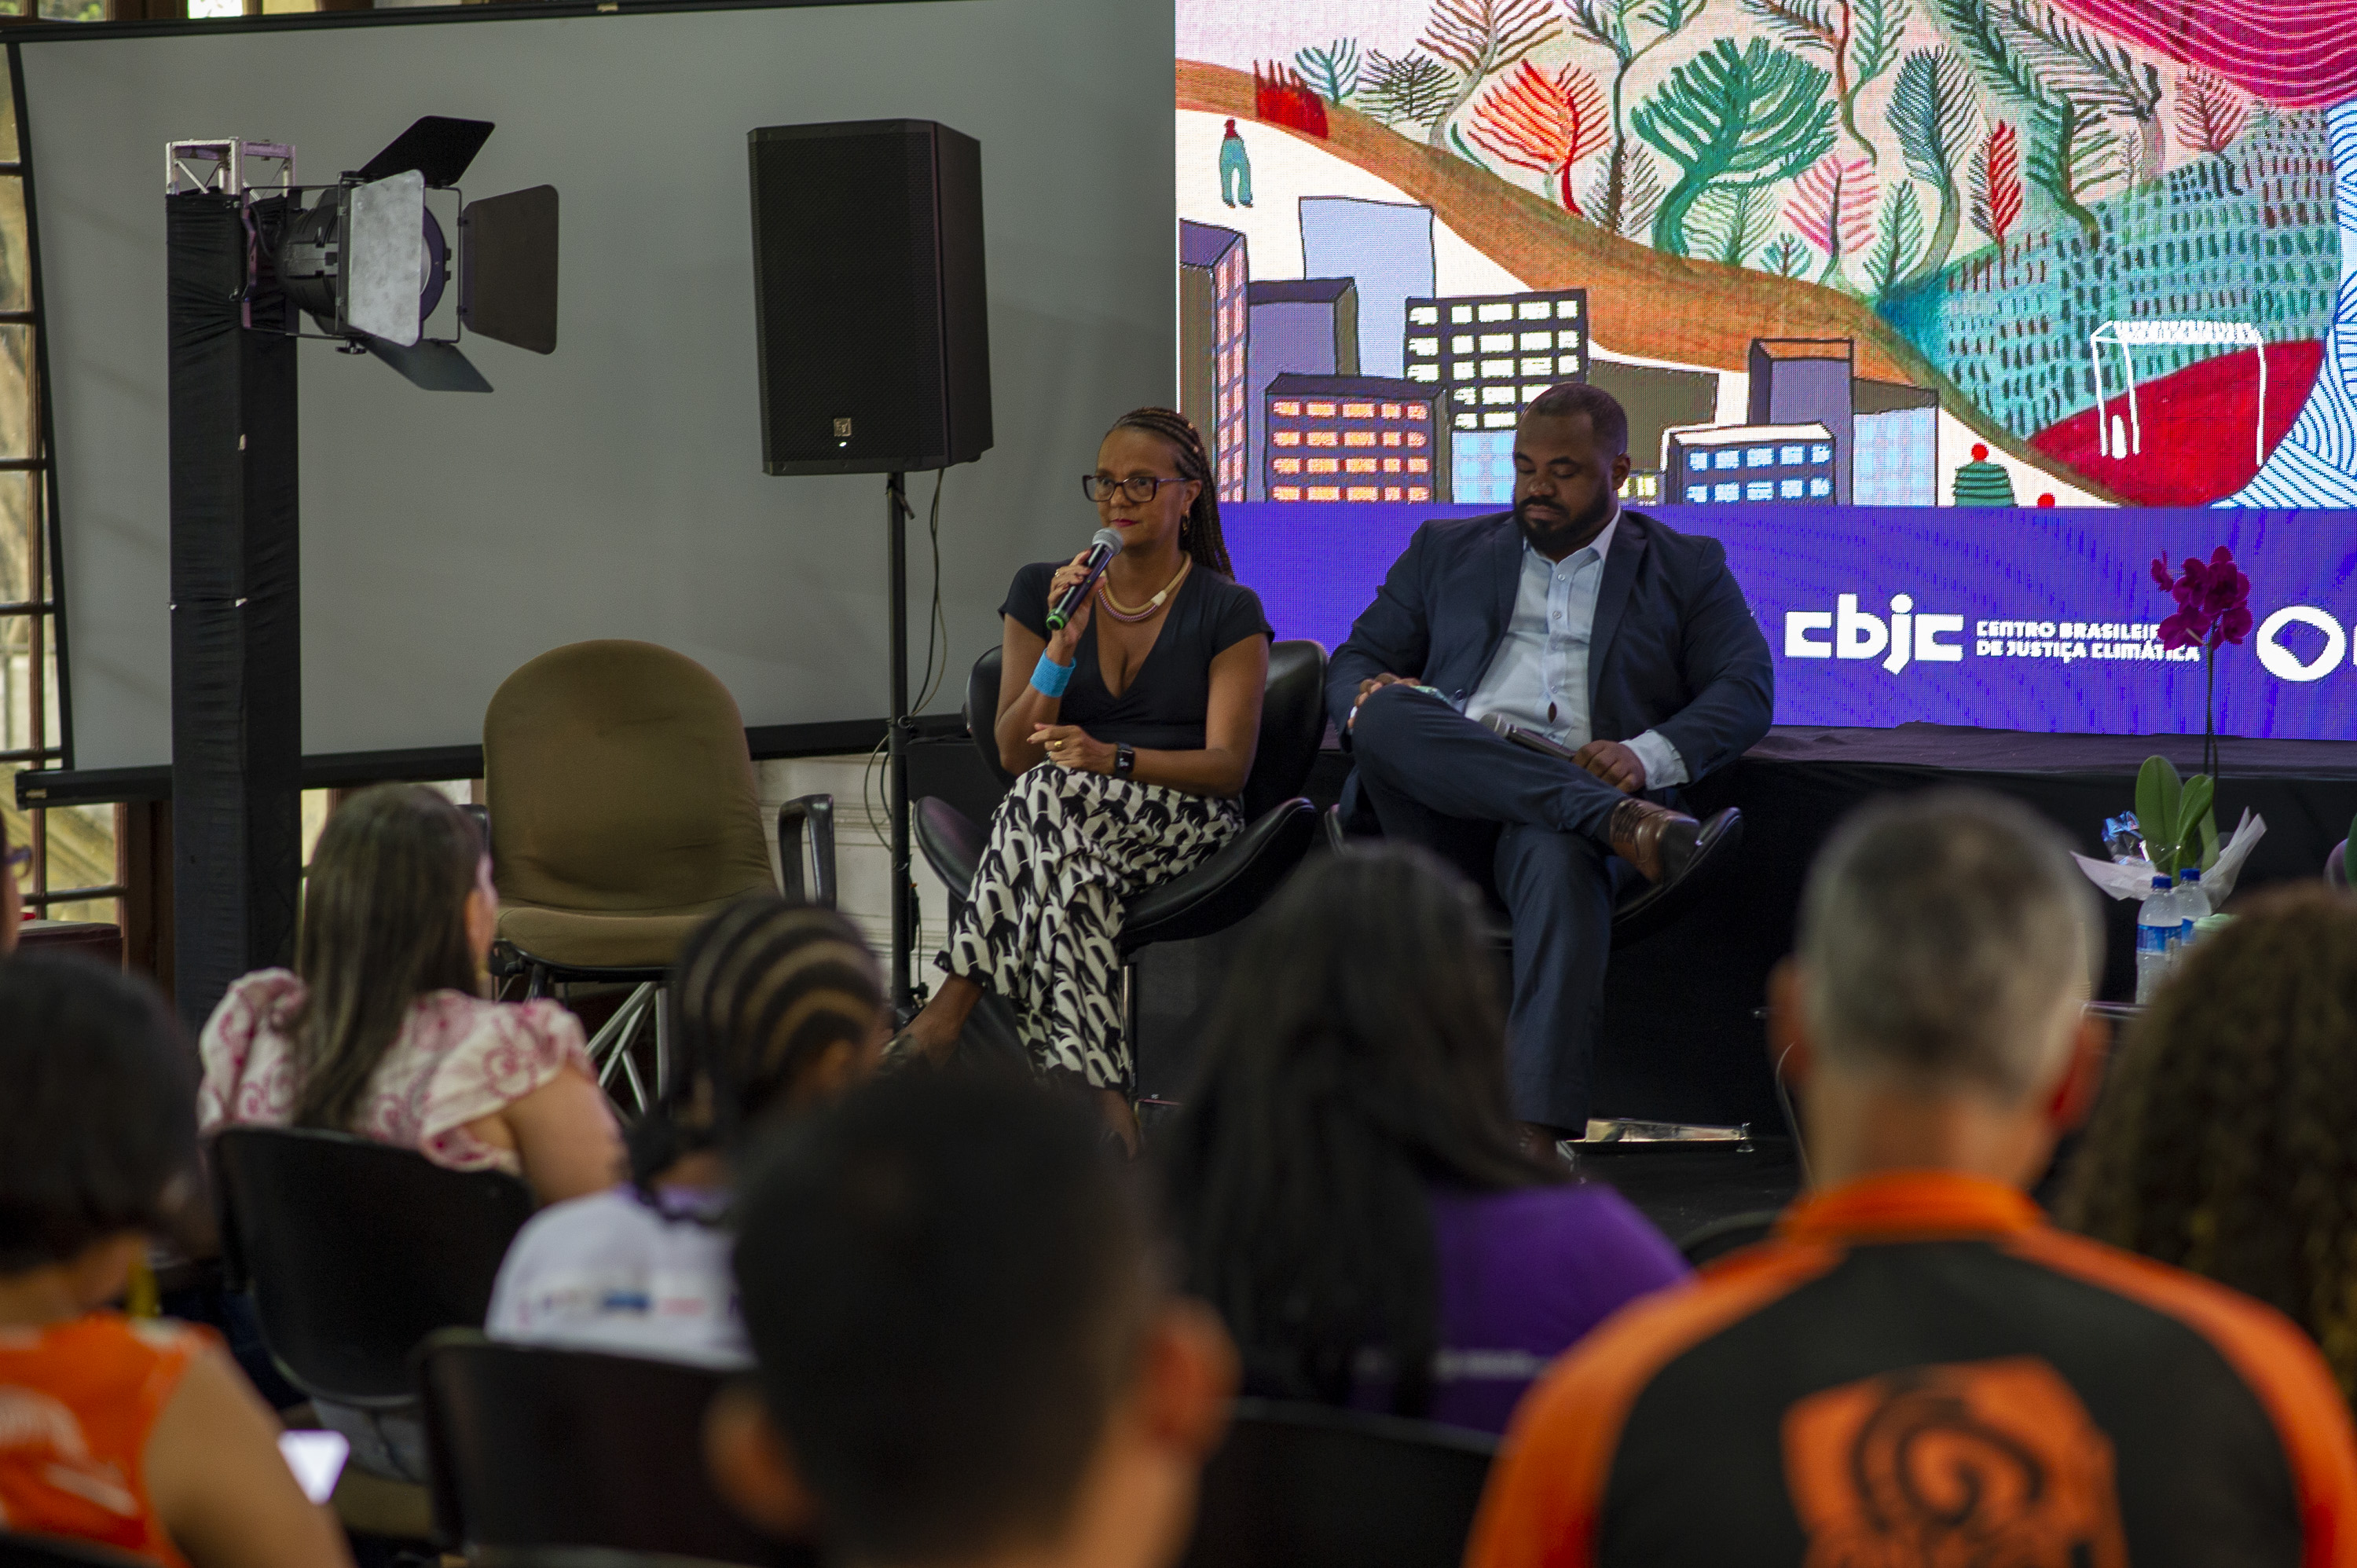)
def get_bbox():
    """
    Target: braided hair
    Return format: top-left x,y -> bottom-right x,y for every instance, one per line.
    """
629,895 -> 885,1202
2062,886 -> 2357,1400
1109,406 -> 1234,579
